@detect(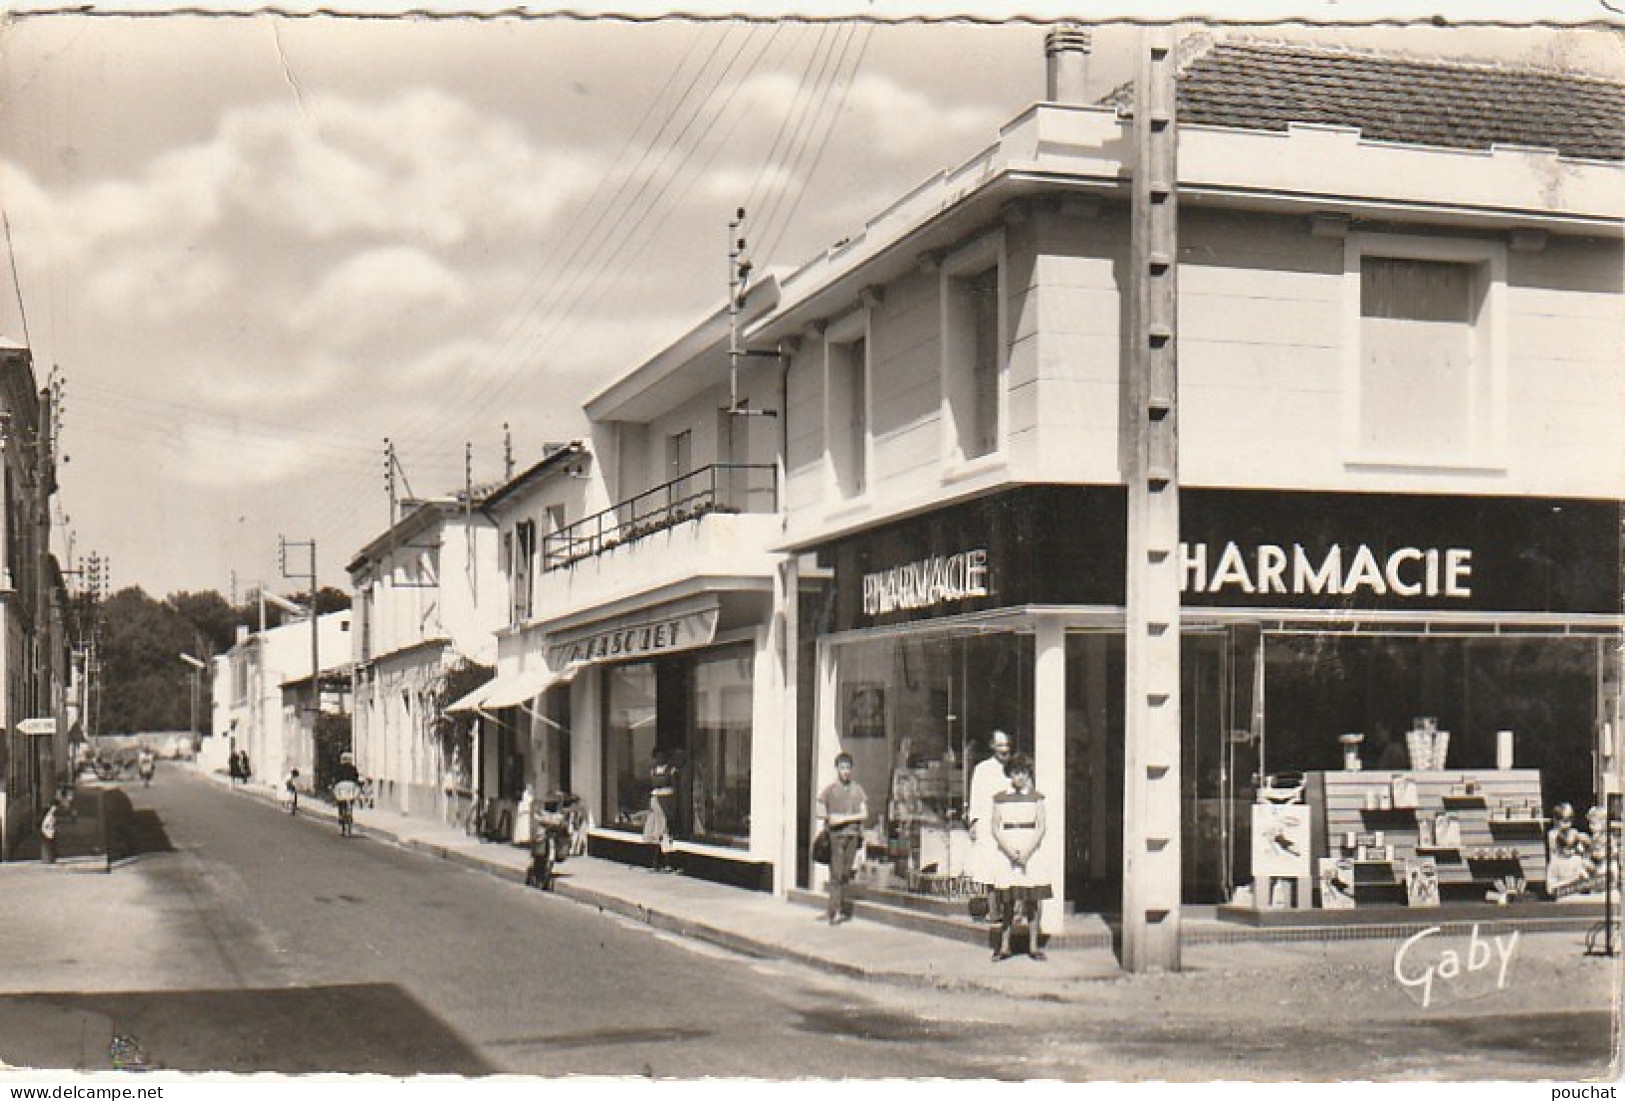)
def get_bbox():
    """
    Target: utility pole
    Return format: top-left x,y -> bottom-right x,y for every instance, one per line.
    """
384,438 -> 397,524
279,536 -> 320,718
503,423 -> 514,481
1121,25 -> 1183,973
